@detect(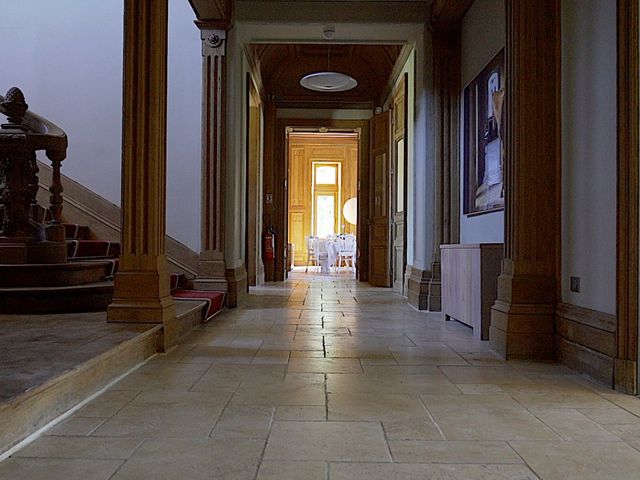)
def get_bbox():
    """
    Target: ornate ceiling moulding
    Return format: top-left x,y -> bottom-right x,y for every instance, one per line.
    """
194,18 -> 233,31
189,0 -> 234,26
